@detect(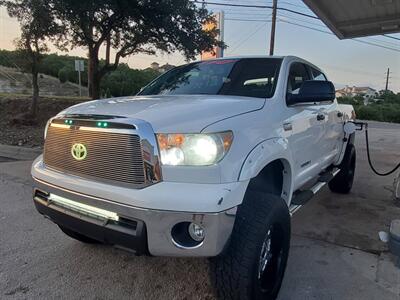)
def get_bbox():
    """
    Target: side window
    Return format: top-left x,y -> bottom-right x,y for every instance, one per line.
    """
311,67 -> 327,81
287,63 -> 311,95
